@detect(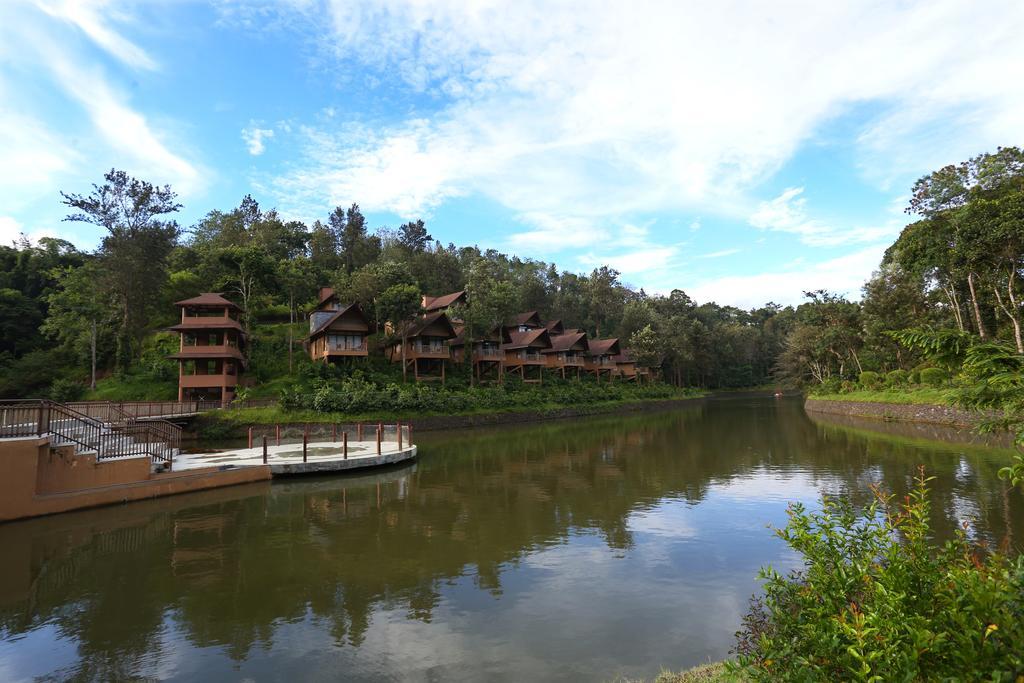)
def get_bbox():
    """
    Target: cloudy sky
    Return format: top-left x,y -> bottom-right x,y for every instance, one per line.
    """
2,0 -> 1023,306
